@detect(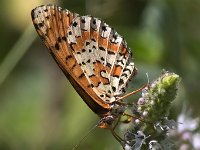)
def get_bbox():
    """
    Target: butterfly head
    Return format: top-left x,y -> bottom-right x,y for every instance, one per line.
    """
98,103 -> 126,129
98,115 -> 115,129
